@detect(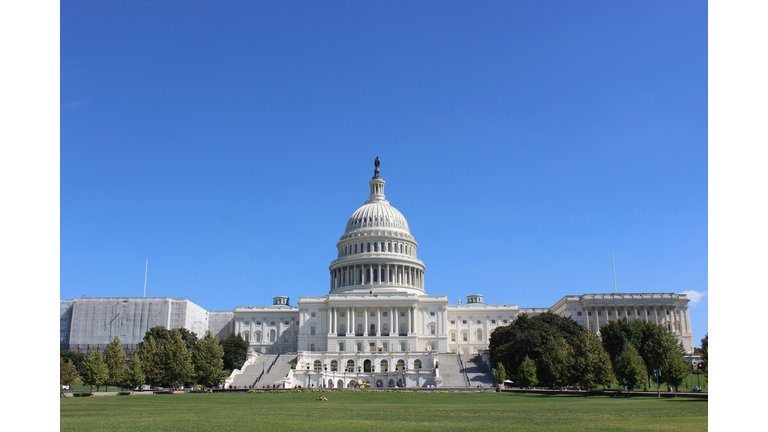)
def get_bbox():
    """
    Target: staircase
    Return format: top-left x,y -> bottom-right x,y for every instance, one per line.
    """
230,355 -> 274,388
255,355 -> 296,388
460,354 -> 495,387
437,353 -> 469,387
